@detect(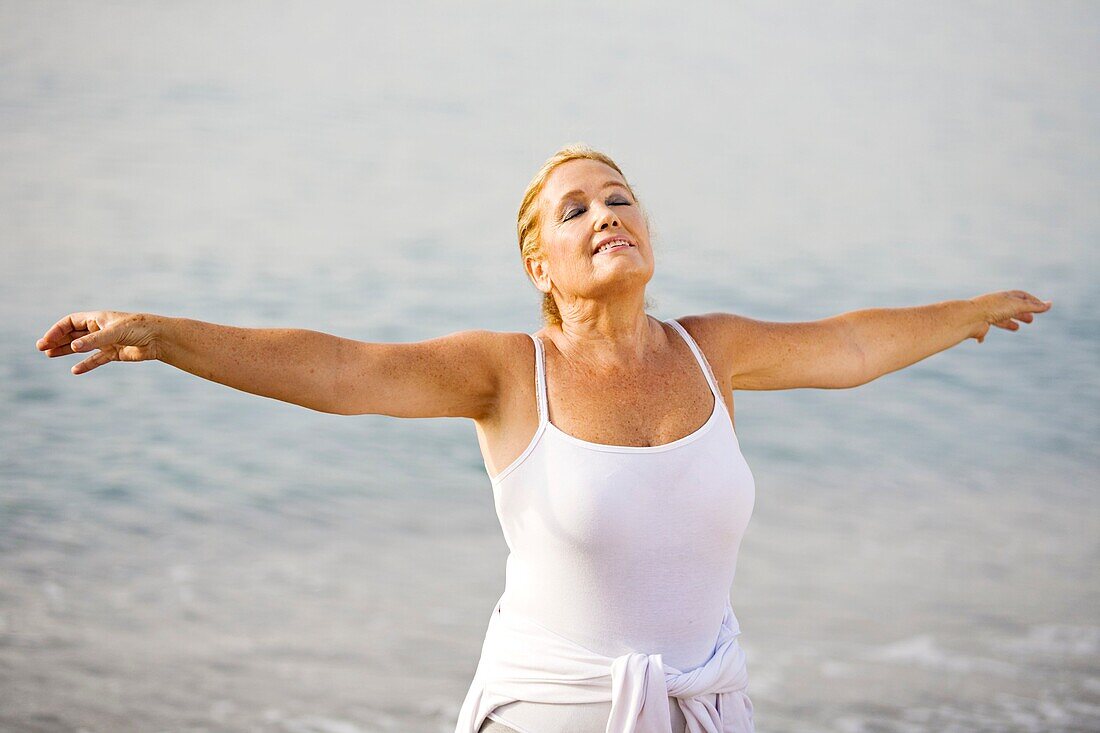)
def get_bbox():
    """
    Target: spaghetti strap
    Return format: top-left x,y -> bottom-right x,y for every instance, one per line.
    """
528,334 -> 549,426
666,318 -> 724,402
